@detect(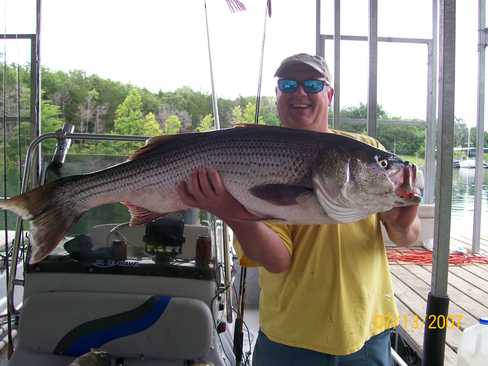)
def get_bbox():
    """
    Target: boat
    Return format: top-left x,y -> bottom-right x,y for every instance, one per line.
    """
3,131 -> 238,366
458,159 -> 488,168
